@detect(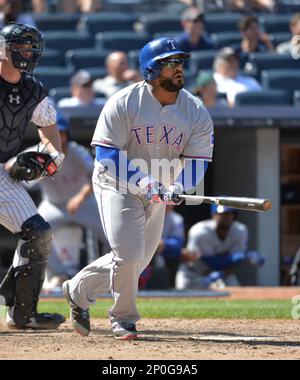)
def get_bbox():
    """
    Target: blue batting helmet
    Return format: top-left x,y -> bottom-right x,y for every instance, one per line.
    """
139,38 -> 190,81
